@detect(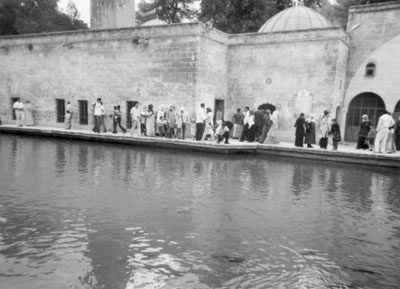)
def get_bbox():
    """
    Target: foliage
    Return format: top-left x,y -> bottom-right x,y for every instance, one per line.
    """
199,0 -> 278,33
0,0 -> 88,36
137,0 -> 198,24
